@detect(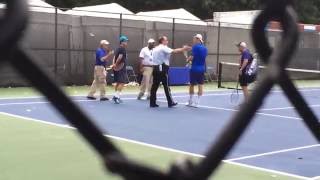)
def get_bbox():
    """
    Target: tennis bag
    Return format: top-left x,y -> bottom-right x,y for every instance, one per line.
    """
245,53 -> 258,83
